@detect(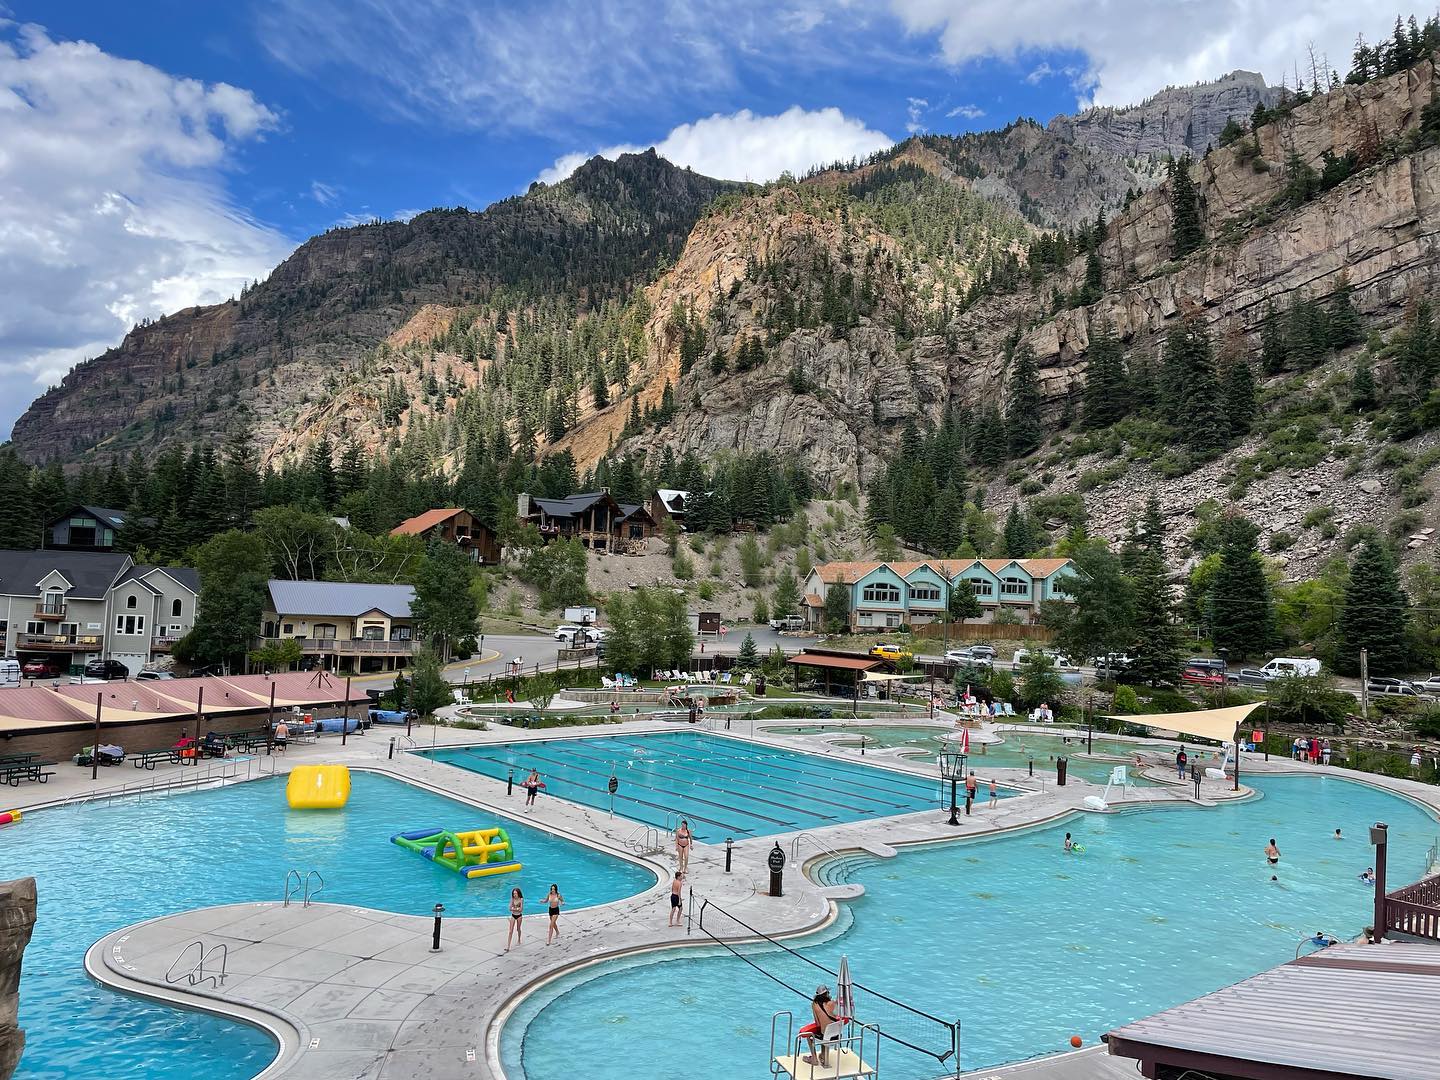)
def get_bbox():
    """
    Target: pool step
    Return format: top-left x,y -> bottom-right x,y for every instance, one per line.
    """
860,842 -> 897,859
819,883 -> 865,901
